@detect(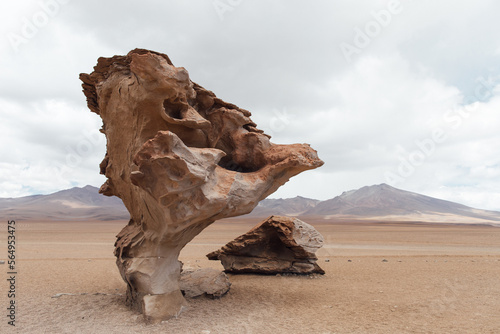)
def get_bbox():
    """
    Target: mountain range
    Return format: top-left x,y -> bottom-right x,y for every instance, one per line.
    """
0,185 -> 127,221
1,184 -> 499,224
251,183 -> 500,224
